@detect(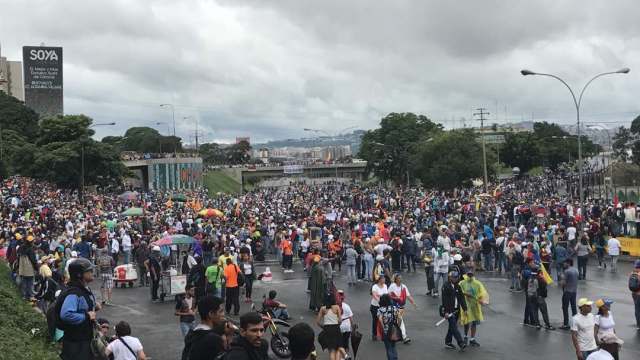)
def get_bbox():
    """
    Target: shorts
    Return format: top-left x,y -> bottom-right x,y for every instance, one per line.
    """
101,274 -> 114,289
